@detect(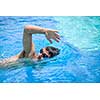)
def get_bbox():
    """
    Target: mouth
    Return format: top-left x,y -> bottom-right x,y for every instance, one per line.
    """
37,54 -> 43,60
